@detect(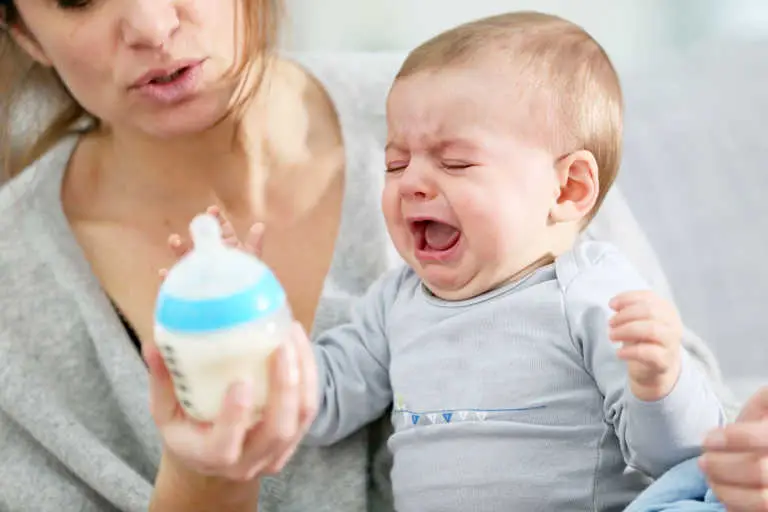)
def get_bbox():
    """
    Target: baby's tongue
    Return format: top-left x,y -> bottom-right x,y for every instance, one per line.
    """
424,221 -> 460,251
